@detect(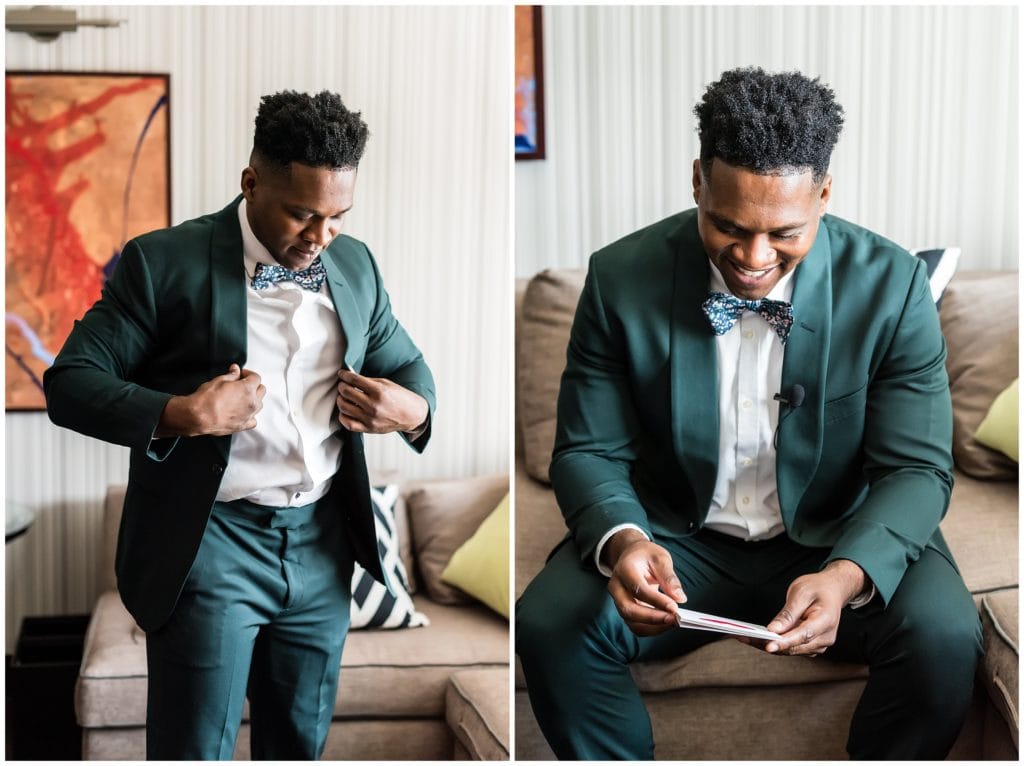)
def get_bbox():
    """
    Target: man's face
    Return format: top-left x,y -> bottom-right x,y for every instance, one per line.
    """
241,160 -> 357,271
692,158 -> 831,300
